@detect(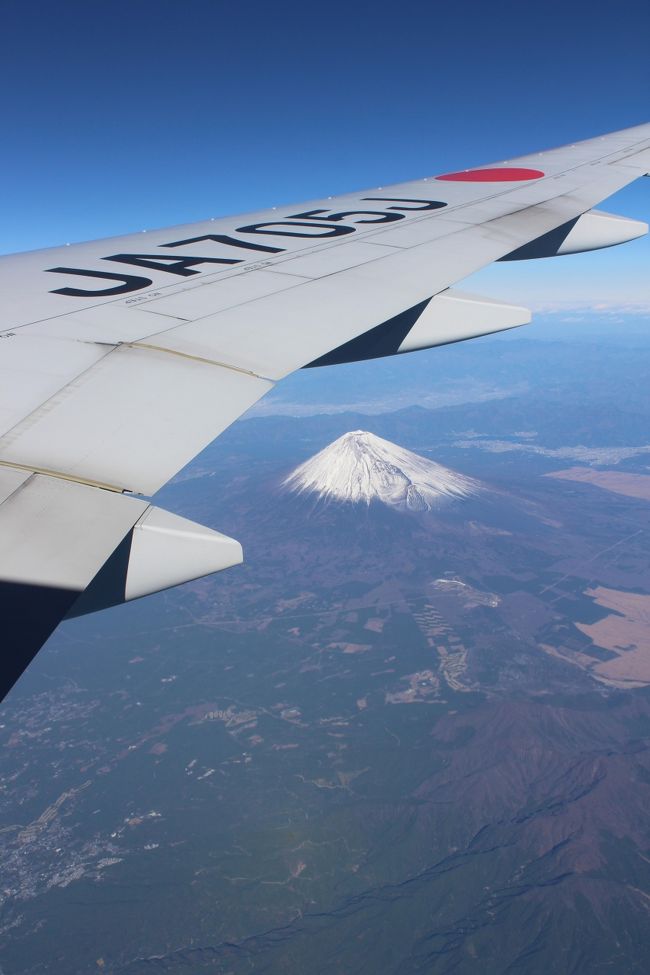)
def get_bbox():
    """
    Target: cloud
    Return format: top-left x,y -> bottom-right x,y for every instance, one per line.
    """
452,439 -> 650,466
530,299 -> 650,315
